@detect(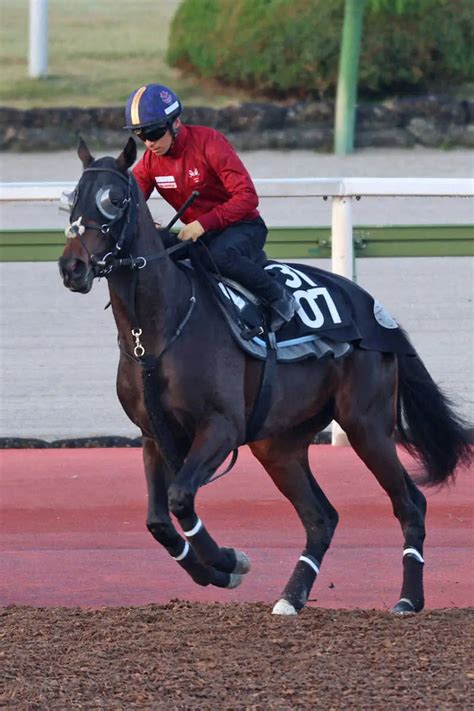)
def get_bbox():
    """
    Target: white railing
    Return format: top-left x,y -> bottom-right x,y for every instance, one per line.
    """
2,176 -> 472,282
2,177 -> 472,445
2,176 -> 473,200
258,177 -> 474,278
